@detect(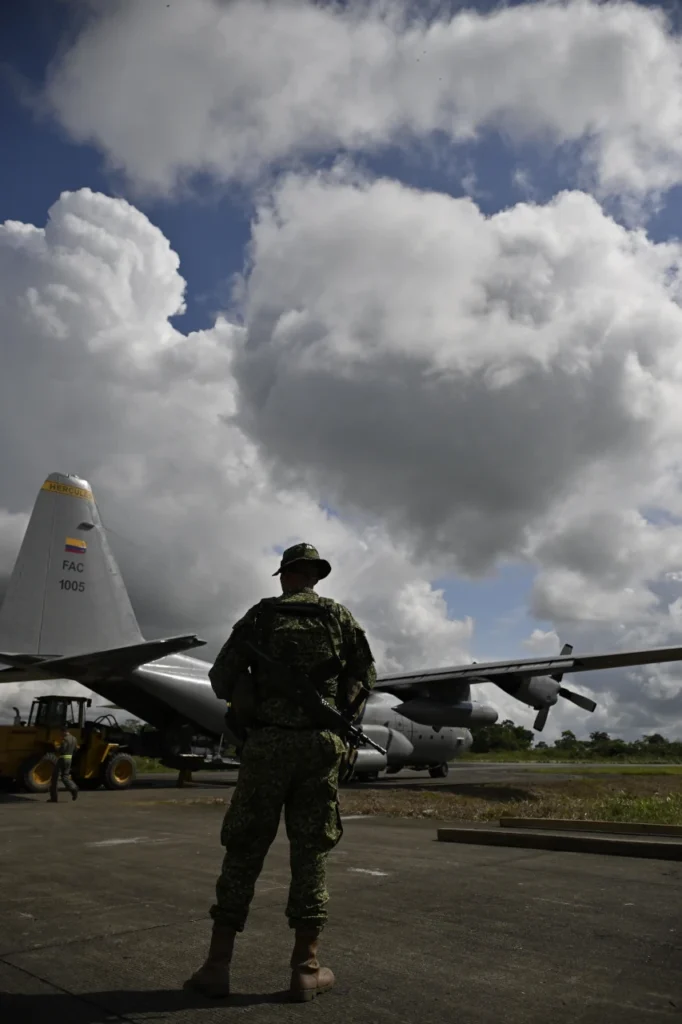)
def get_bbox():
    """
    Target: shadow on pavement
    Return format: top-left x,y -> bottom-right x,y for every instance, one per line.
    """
0,789 -> 35,803
133,775 -> 237,791
0,985 -> 292,1022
